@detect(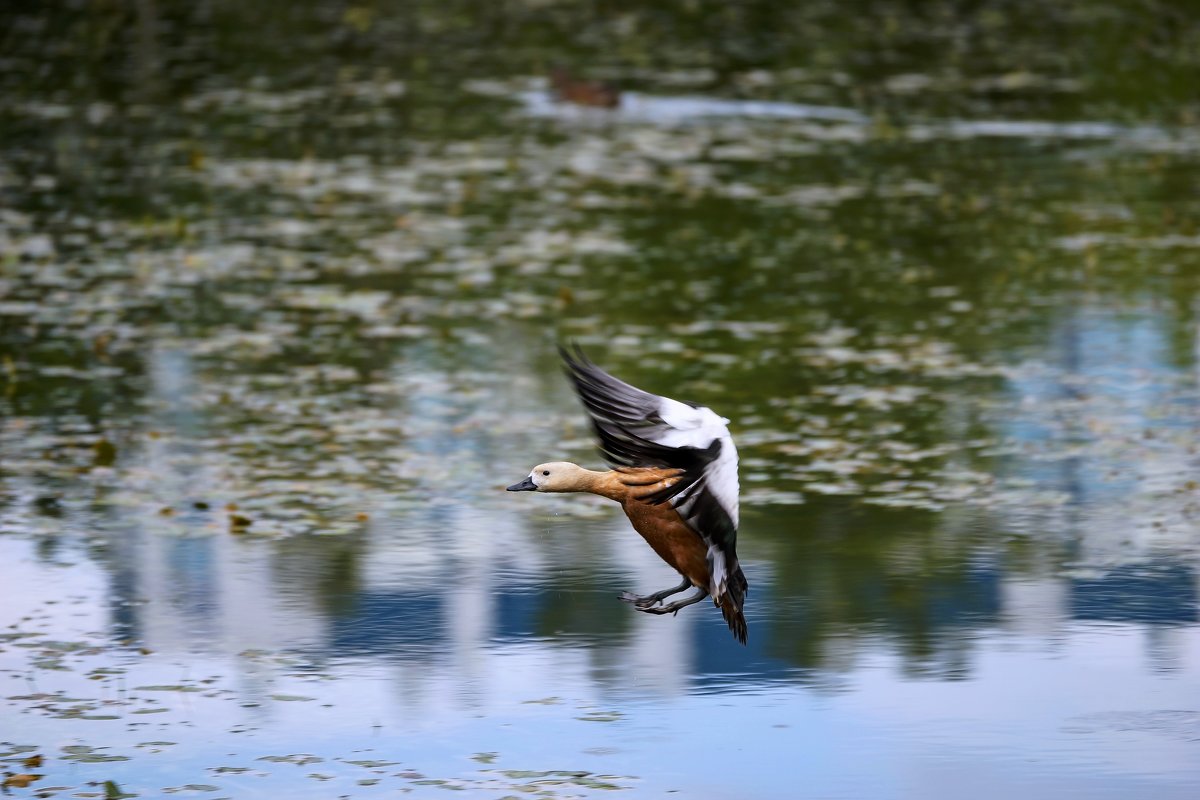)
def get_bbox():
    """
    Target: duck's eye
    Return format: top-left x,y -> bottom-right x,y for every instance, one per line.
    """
542,470 -> 550,476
